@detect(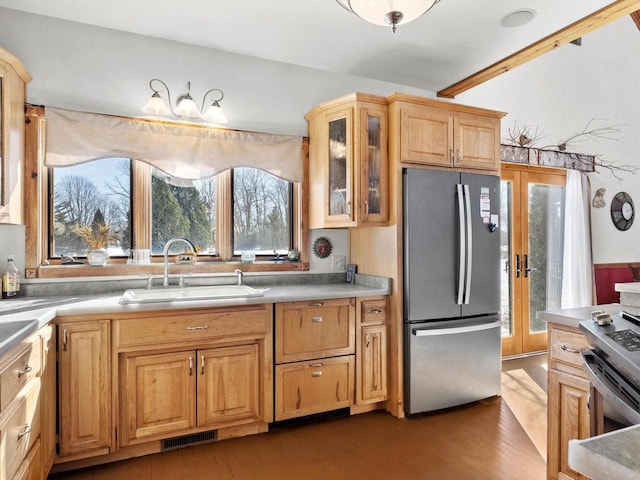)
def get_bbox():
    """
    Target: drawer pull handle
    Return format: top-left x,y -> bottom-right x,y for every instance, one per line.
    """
187,325 -> 209,331
309,362 -> 324,367
17,365 -> 33,377
311,316 -> 323,323
560,344 -> 581,354
367,309 -> 382,314
18,424 -> 32,440
309,301 -> 324,307
311,371 -> 323,377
